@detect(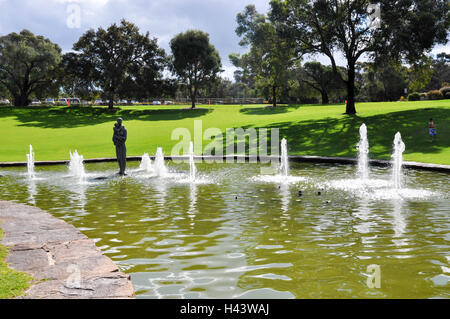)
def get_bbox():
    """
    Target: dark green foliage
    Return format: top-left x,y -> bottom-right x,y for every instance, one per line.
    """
232,5 -> 297,107
299,62 -> 346,104
0,30 -> 61,106
440,87 -> 450,98
408,92 -> 421,101
72,19 -> 166,109
270,0 -> 449,114
170,30 -> 222,109
425,53 -> 450,91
